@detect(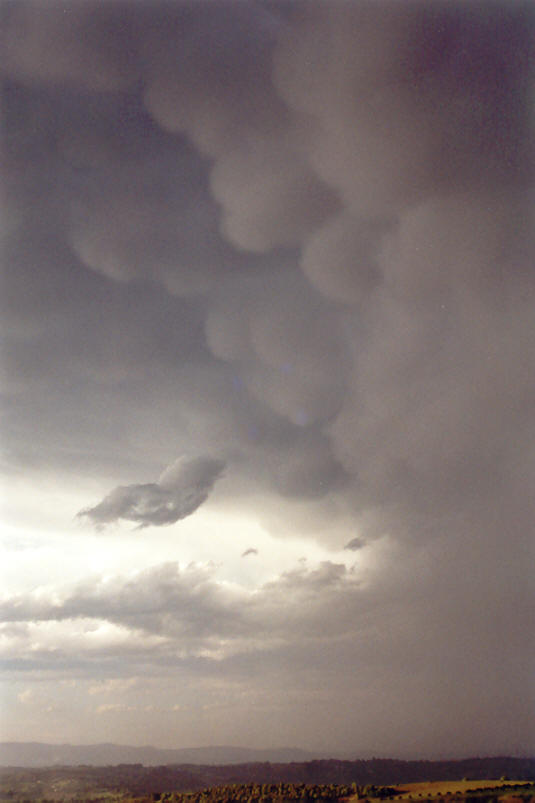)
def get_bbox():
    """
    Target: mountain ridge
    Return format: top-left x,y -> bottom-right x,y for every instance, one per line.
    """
0,742 -> 324,767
